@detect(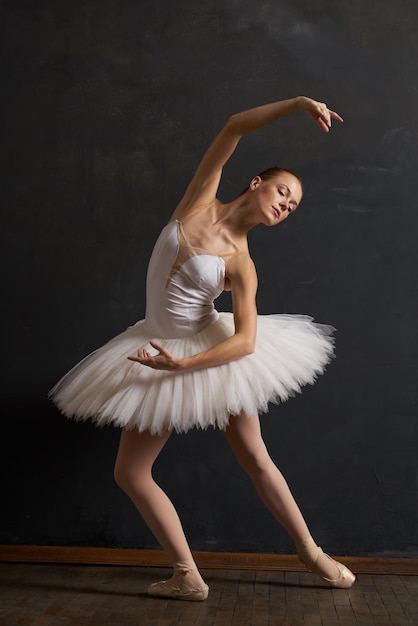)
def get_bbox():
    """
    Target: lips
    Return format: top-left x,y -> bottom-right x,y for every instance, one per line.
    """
272,207 -> 280,218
